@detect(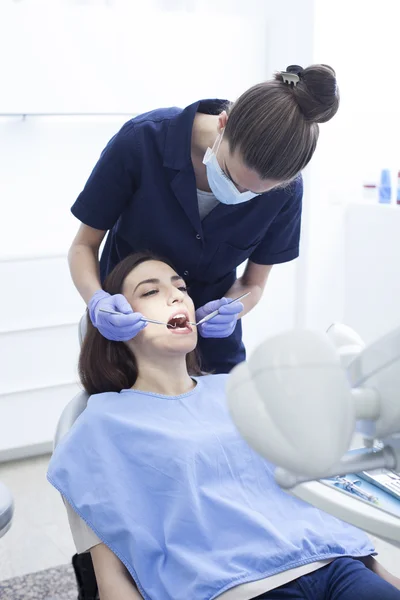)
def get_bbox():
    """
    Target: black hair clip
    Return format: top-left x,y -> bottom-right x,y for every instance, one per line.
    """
281,65 -> 304,87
